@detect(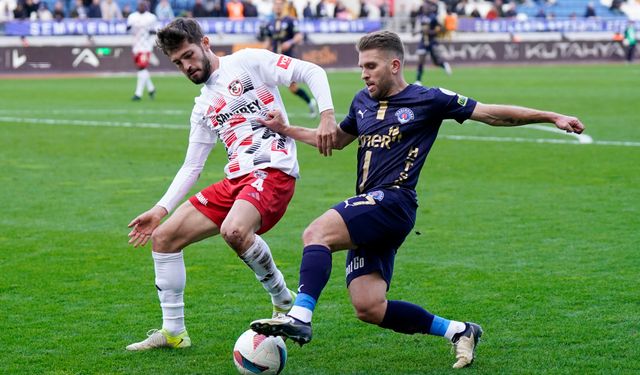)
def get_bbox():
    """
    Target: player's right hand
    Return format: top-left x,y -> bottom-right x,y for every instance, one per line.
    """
127,206 -> 167,248
317,109 -> 337,157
